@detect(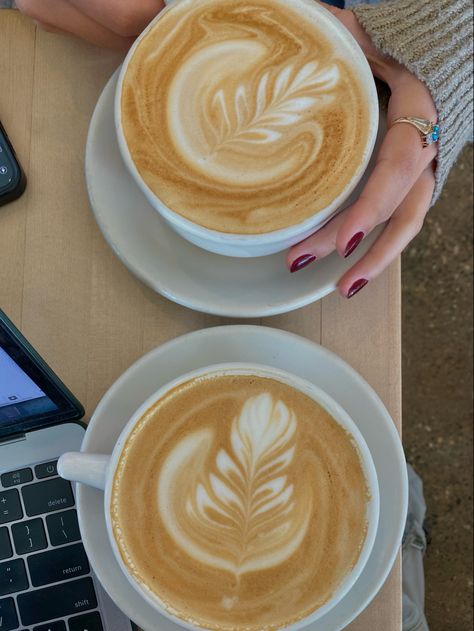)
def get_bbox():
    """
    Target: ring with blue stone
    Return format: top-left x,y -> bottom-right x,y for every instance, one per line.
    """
391,117 -> 440,148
